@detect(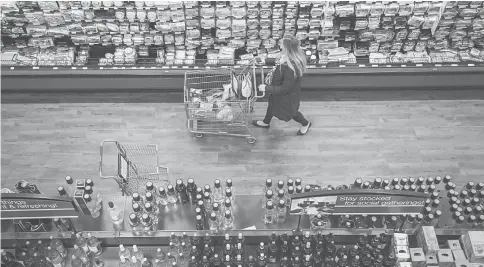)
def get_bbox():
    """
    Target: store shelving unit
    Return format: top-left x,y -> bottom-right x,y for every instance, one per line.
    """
1,1 -> 484,91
